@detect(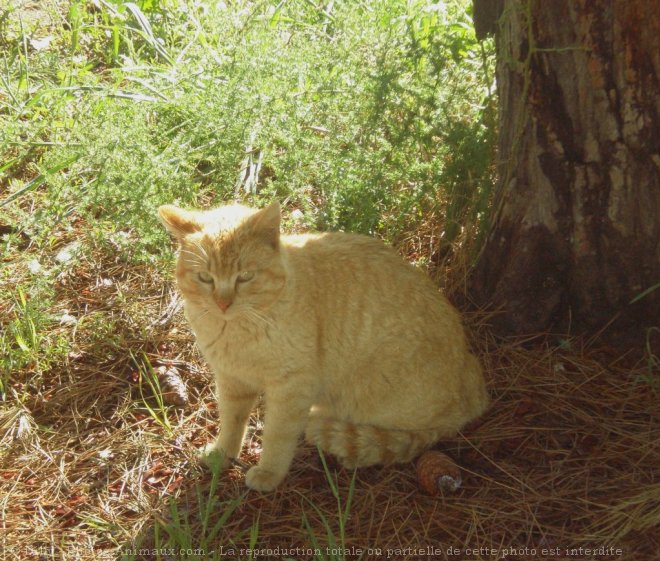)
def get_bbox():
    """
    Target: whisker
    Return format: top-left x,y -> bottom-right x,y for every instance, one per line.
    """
243,307 -> 274,329
189,240 -> 210,261
196,308 -> 212,322
179,249 -> 203,259
178,249 -> 208,268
